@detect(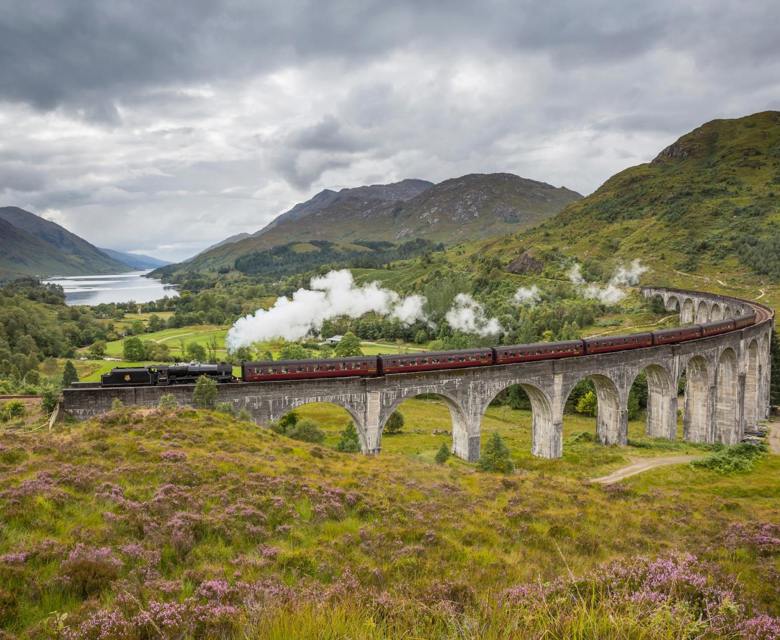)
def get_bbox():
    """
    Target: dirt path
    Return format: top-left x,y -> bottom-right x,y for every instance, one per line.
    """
590,455 -> 700,485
